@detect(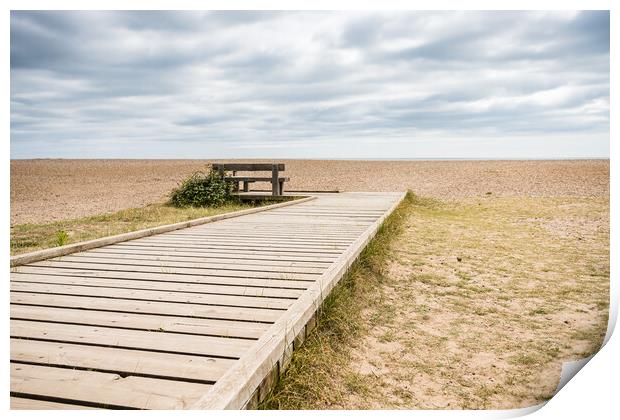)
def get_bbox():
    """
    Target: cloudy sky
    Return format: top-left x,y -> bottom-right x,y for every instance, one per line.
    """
10,11 -> 609,159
